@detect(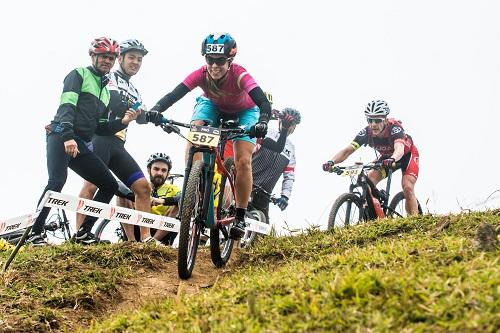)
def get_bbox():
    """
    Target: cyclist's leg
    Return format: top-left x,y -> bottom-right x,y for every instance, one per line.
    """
108,142 -> 152,241
367,169 -> 384,185
251,190 -> 270,222
76,136 -> 112,229
400,147 -> 420,215
116,196 -> 137,241
70,150 -> 118,234
232,106 -> 259,226
76,181 -> 98,229
32,133 -> 70,236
